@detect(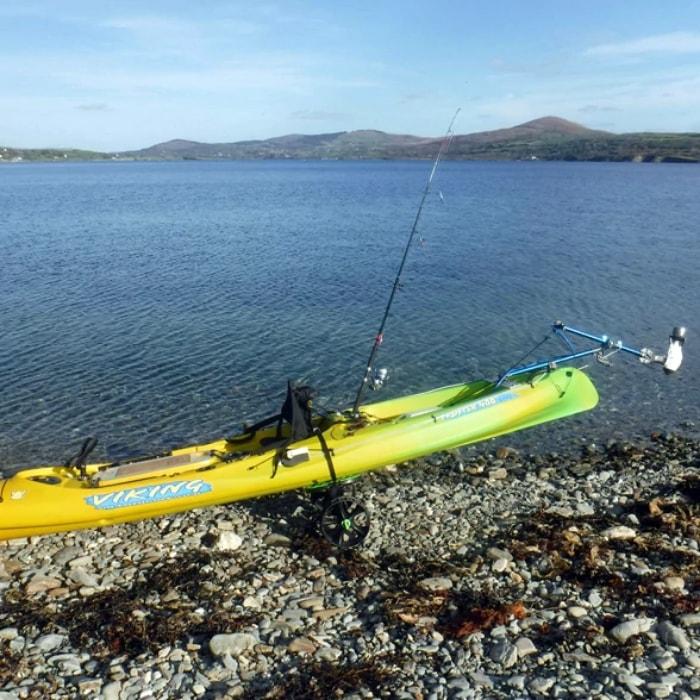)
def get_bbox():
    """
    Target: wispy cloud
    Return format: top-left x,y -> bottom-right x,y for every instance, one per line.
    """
585,32 -> 700,57
76,102 -> 110,111
467,65 -> 700,133
578,104 -> 621,114
102,14 -> 261,37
